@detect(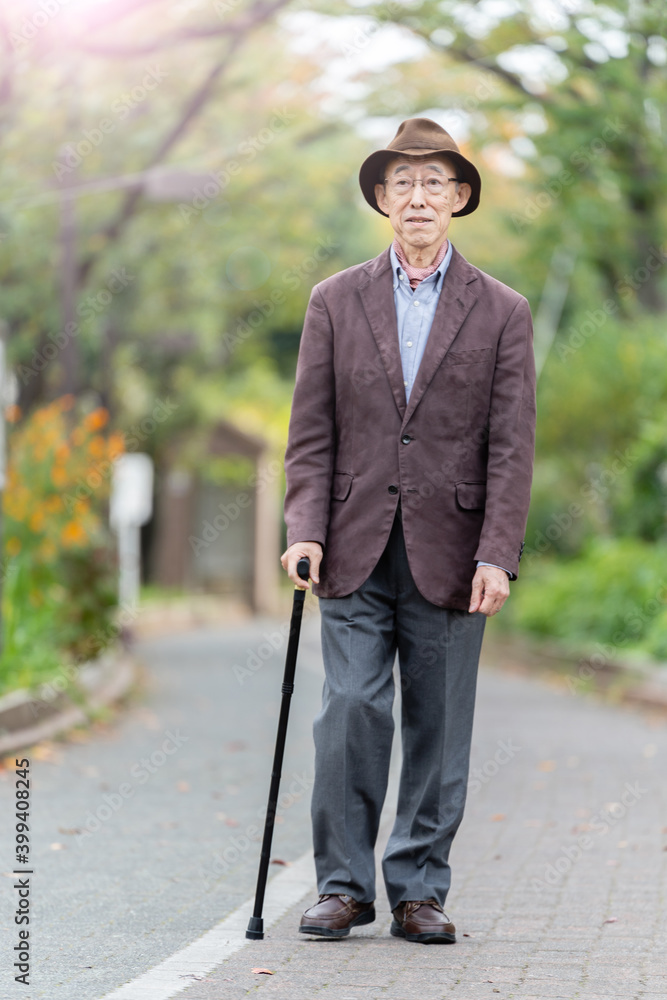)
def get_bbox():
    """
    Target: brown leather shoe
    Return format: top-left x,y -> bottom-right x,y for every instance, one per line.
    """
391,899 -> 456,944
299,893 -> 375,937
